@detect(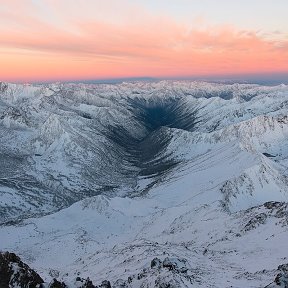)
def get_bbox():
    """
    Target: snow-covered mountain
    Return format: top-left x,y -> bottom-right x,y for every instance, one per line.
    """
0,81 -> 287,287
